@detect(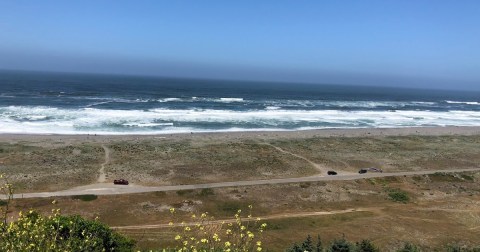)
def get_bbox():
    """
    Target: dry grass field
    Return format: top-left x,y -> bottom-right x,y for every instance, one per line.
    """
1,129 -> 480,250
